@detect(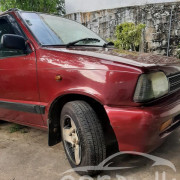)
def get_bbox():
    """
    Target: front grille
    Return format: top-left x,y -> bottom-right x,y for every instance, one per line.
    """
168,73 -> 180,92
173,114 -> 180,123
